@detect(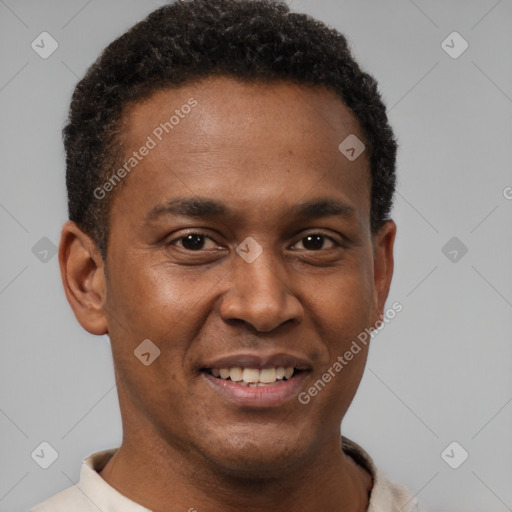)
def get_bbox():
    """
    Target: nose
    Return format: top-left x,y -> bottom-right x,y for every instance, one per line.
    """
219,248 -> 304,333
